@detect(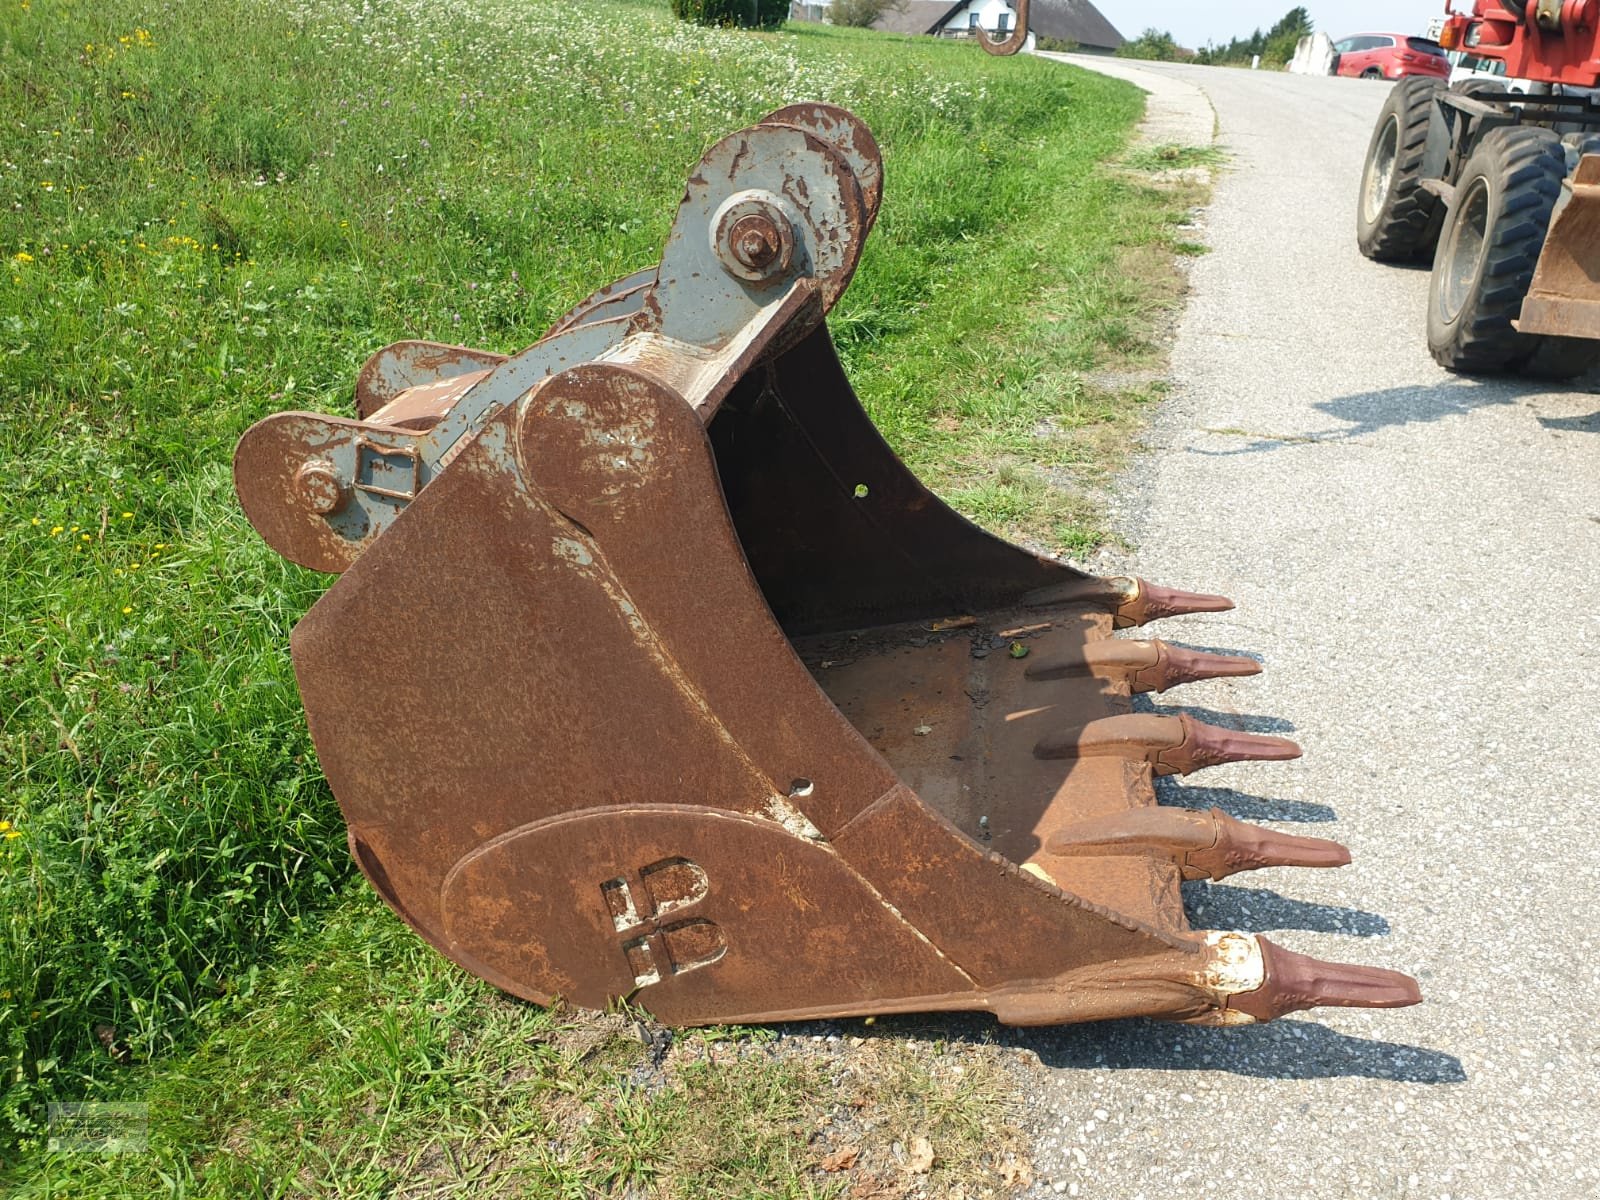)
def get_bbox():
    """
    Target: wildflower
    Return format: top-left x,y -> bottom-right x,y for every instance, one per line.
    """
39,181 -> 52,191
80,533 -> 90,542
11,251 -> 32,264
30,517 -> 40,526
121,511 -> 132,518
129,562 -> 140,570
121,606 -> 132,614
50,525 -> 63,535
153,542 -> 166,550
